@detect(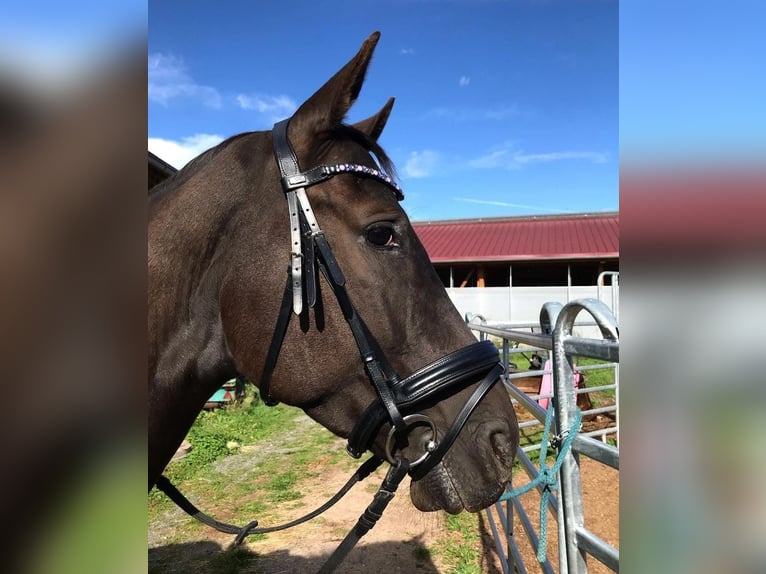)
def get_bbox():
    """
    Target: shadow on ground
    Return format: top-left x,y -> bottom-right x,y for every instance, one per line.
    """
478,511 -> 504,574
149,538 -> 440,574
